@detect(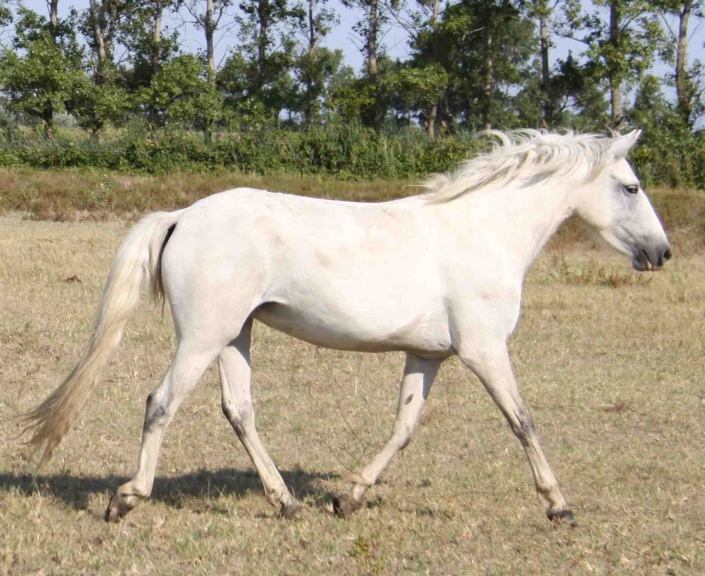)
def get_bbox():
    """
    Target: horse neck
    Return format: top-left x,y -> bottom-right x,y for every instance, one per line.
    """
444,178 -> 578,273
